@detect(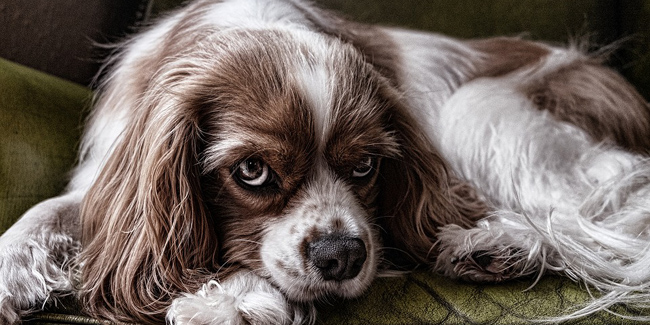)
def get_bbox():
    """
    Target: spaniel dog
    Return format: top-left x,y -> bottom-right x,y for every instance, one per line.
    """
1,0 -> 650,323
